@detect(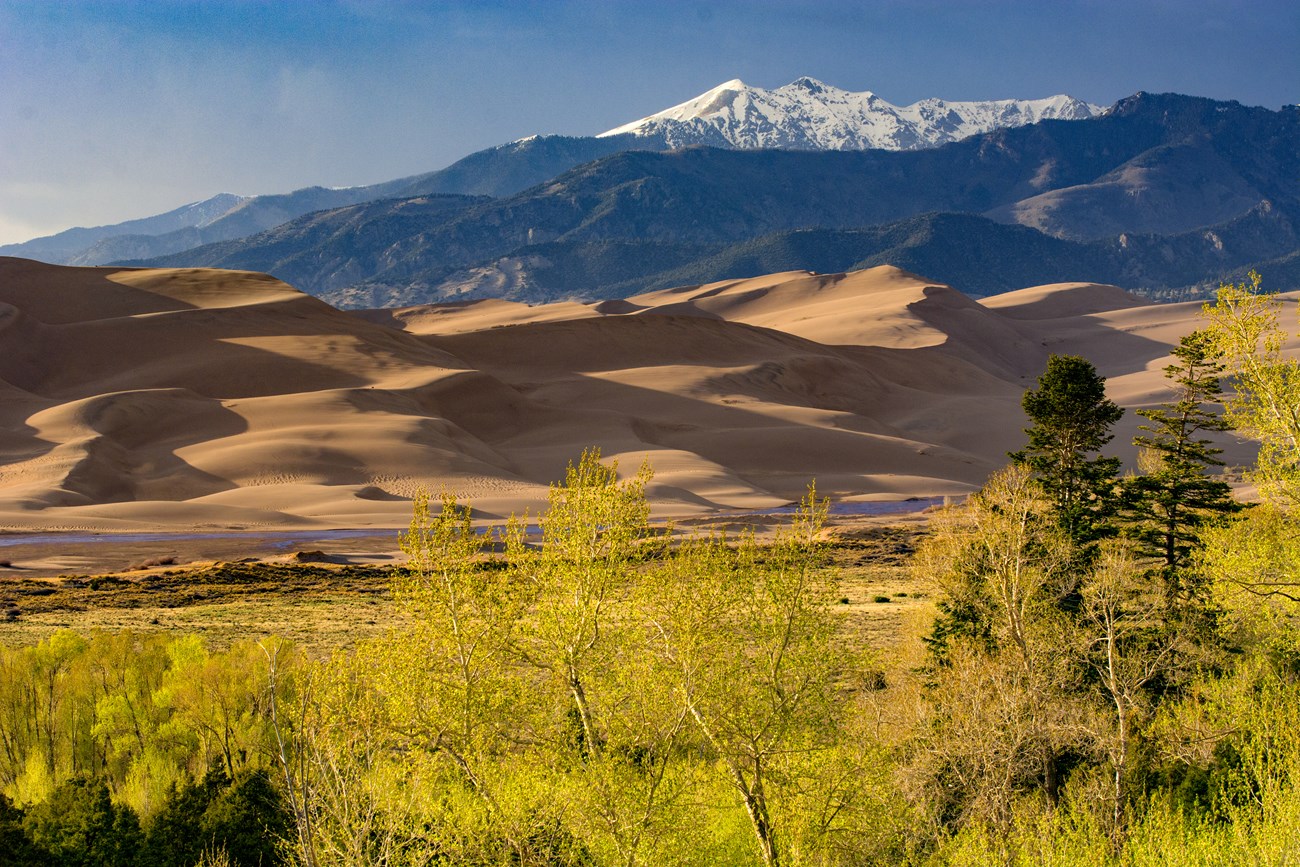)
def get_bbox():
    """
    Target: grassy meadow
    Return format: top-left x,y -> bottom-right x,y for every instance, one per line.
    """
0,523 -> 932,655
